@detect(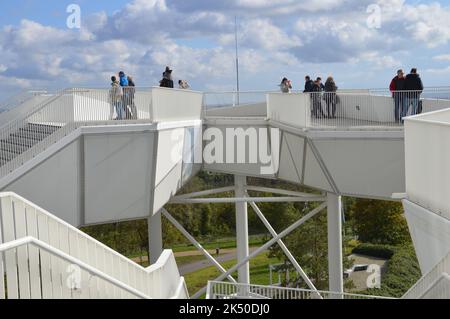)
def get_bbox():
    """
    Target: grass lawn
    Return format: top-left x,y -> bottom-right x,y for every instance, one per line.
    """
184,252 -> 280,297
168,235 -> 266,253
